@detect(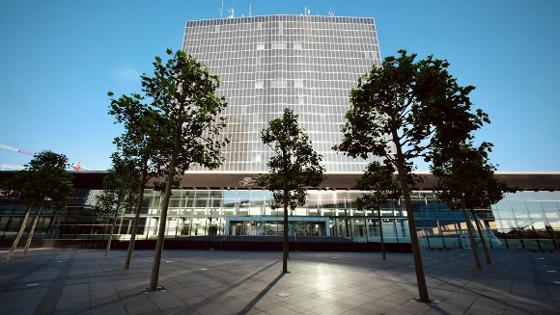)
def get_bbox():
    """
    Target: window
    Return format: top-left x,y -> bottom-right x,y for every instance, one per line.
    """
271,41 -> 287,49
256,43 -> 265,50
255,80 -> 264,89
293,41 -> 302,50
271,79 -> 287,88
